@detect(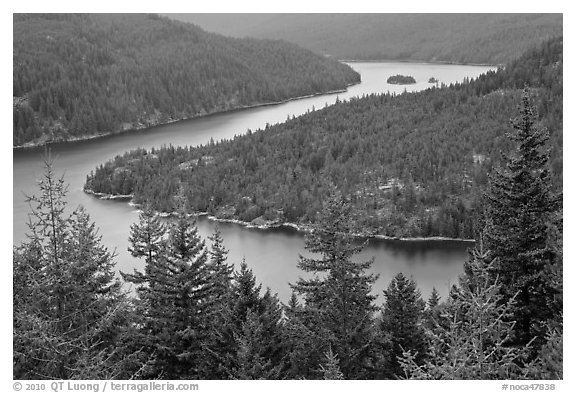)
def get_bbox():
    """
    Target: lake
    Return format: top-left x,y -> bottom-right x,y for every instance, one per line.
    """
13,62 -> 494,303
